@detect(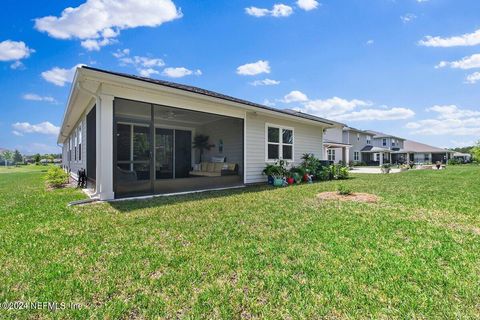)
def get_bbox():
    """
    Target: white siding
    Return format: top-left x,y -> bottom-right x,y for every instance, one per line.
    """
245,113 -> 324,184
324,127 -> 343,142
